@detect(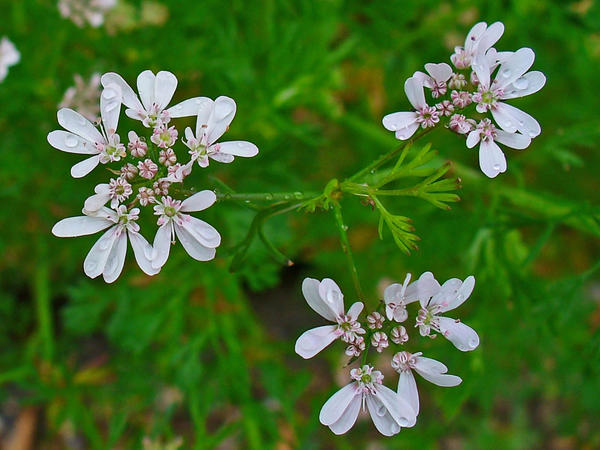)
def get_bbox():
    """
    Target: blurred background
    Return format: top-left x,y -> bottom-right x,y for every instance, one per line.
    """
1,0 -> 599,448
